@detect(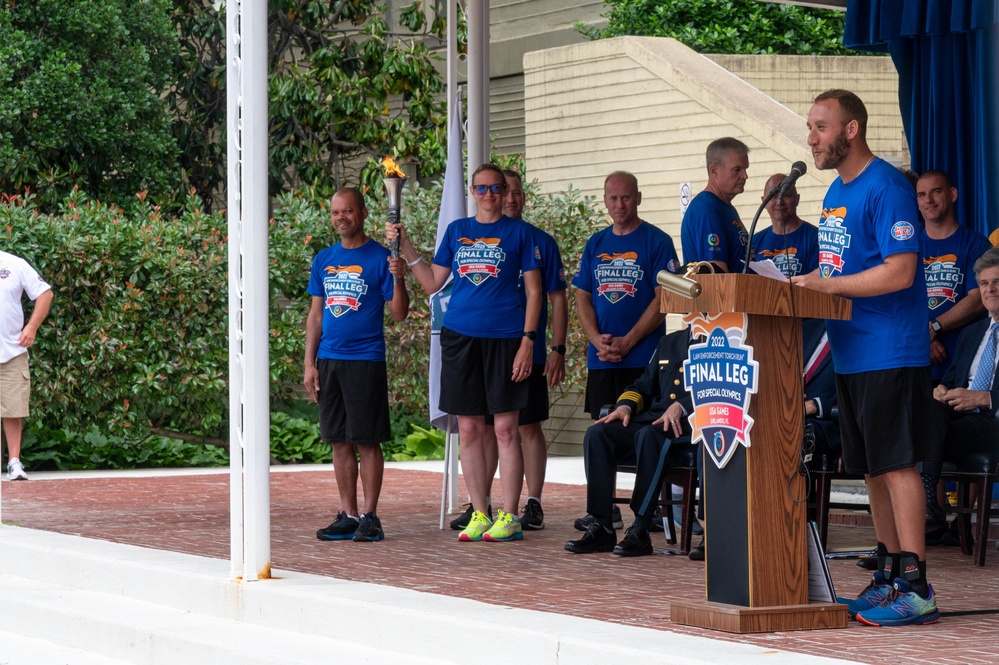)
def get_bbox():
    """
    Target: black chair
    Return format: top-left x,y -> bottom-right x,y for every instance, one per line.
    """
940,450 -> 999,566
596,405 -> 699,553
808,450 -> 865,550
613,438 -> 698,554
